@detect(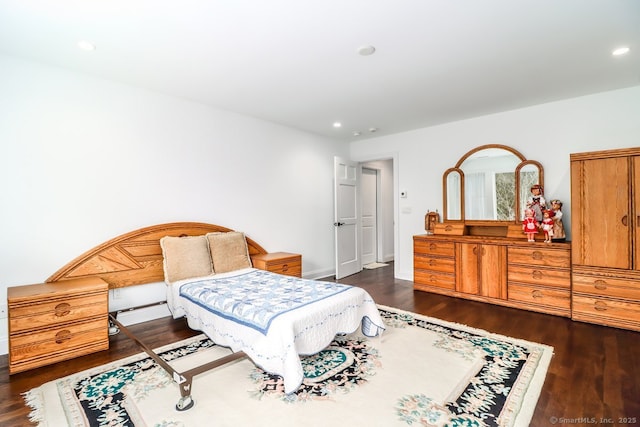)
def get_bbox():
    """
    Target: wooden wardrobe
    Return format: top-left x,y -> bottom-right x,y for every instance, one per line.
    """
571,147 -> 640,331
